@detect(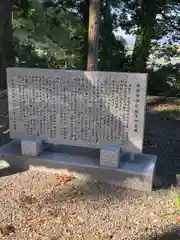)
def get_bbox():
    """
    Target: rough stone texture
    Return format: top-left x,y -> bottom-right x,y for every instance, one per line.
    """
21,139 -> 44,156
100,145 -> 121,167
7,68 -> 147,153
